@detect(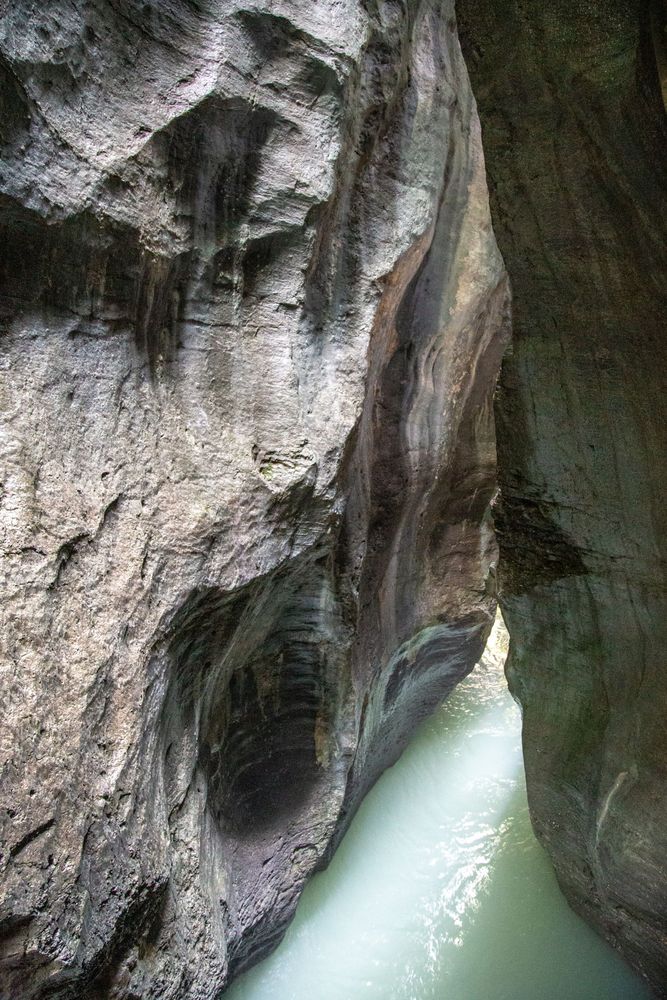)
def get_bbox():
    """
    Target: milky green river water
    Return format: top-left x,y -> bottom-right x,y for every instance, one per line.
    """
226,620 -> 652,1000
